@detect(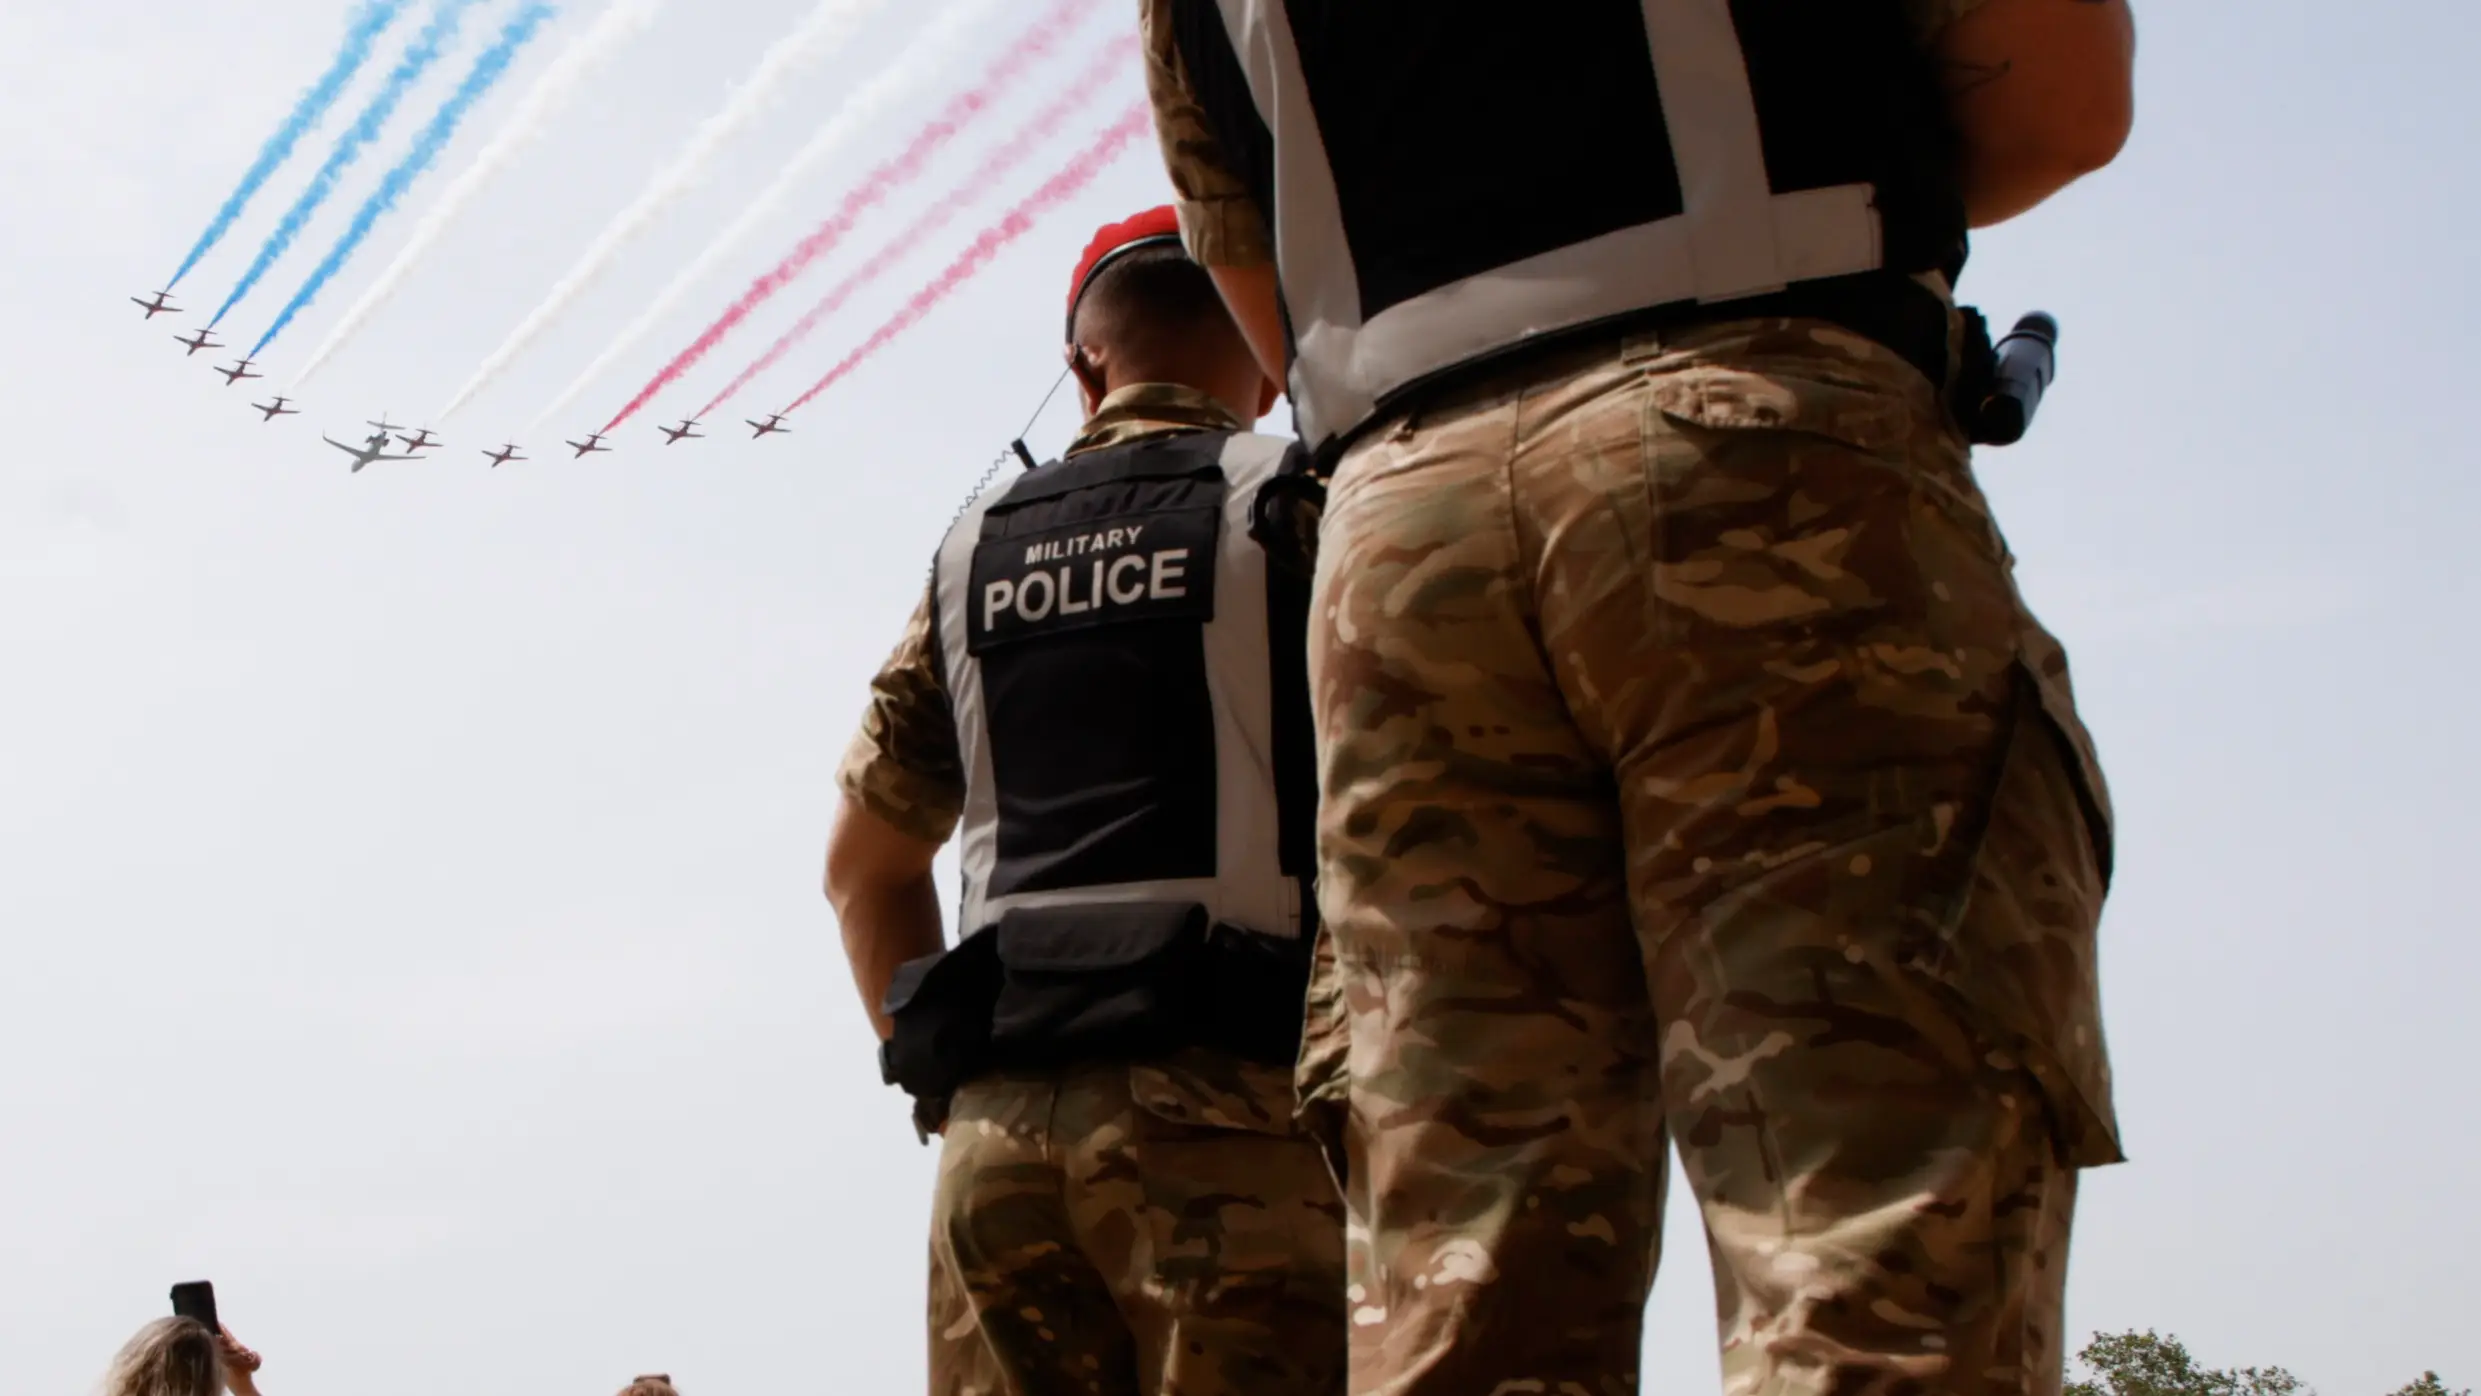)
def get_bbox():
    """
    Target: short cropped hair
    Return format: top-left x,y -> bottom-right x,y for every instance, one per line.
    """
1071,242 -> 1242,362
